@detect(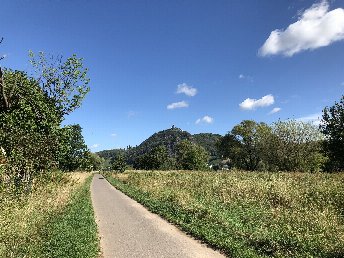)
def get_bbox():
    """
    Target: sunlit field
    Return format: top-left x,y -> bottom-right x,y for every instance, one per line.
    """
105,170 -> 344,258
